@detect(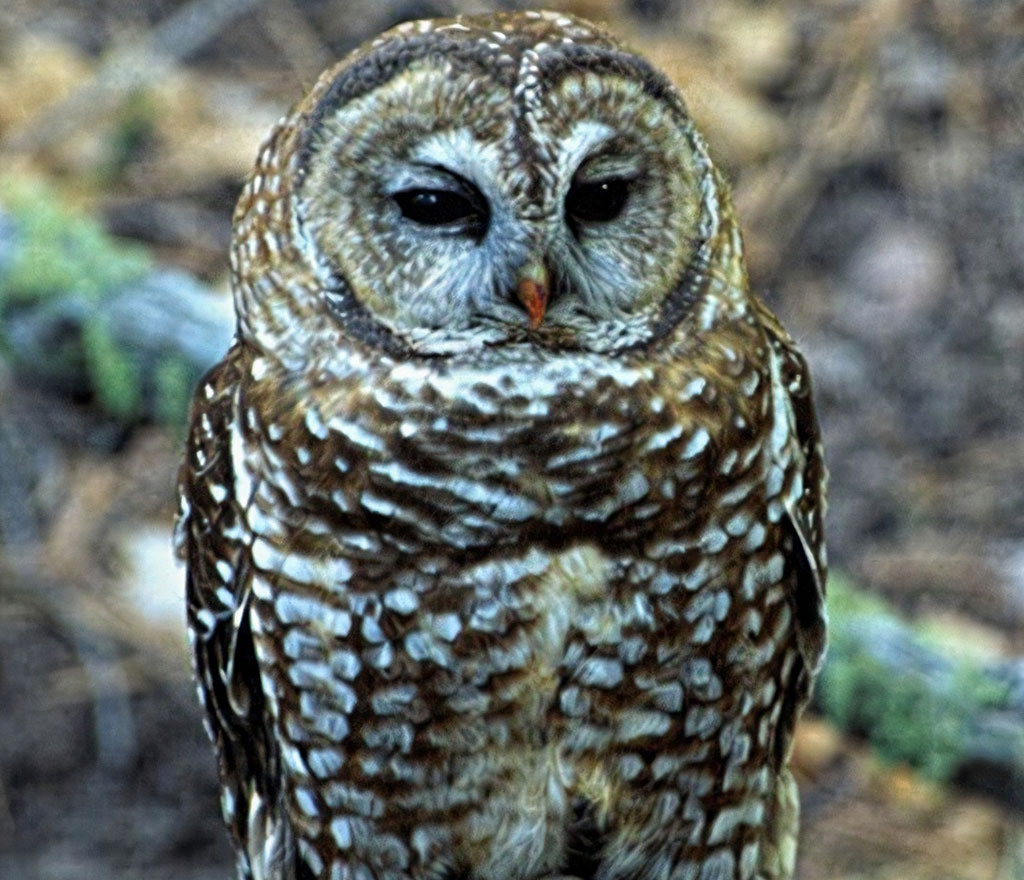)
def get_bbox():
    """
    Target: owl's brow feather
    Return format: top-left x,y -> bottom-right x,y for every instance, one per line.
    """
294,22 -> 688,173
